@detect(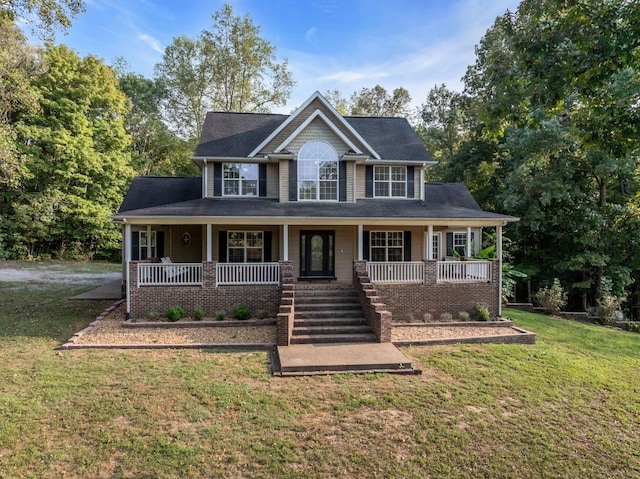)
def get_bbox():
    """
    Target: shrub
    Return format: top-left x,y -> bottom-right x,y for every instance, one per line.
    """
535,278 -> 567,315
474,304 -> 490,321
215,310 -> 226,321
458,311 -> 470,321
232,305 -> 251,321
596,278 -> 625,326
148,309 -> 158,320
422,312 -> 433,322
193,305 -> 204,321
256,310 -> 267,320
166,306 -> 184,322
440,312 -> 453,322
